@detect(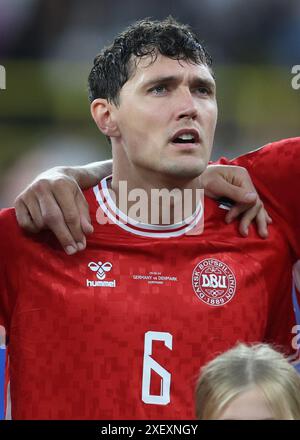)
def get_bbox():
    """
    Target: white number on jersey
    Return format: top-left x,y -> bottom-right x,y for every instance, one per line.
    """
141,331 -> 172,405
